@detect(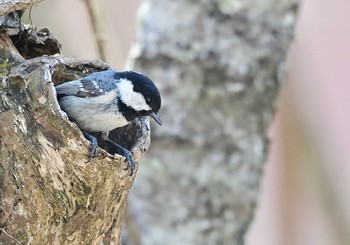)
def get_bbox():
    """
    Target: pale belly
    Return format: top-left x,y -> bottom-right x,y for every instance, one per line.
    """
59,94 -> 129,132
74,110 -> 129,132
